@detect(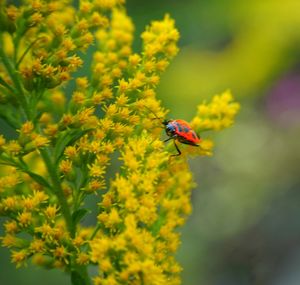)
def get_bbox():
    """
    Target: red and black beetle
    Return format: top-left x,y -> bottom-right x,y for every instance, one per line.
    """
162,119 -> 201,156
